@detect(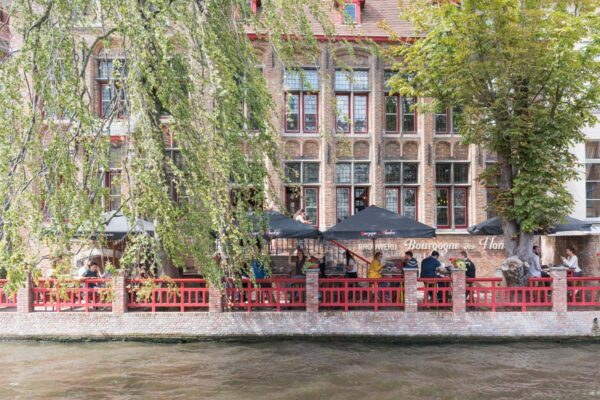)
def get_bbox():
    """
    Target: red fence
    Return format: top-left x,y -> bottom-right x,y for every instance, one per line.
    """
127,279 -> 209,312
567,277 -> 600,307
319,278 -> 405,311
467,278 -> 552,311
418,278 -> 452,309
0,280 -> 16,309
33,279 -> 112,312
225,278 -> 305,312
